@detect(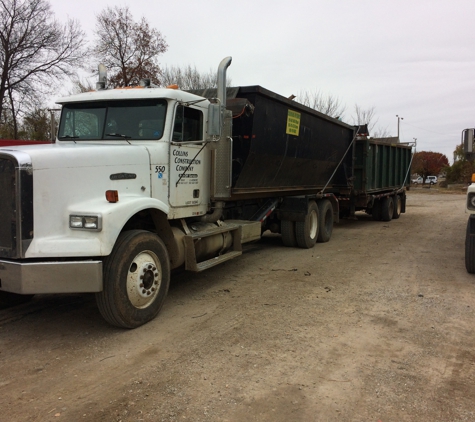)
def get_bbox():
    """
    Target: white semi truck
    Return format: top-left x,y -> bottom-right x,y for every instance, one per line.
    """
0,57 -> 412,327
